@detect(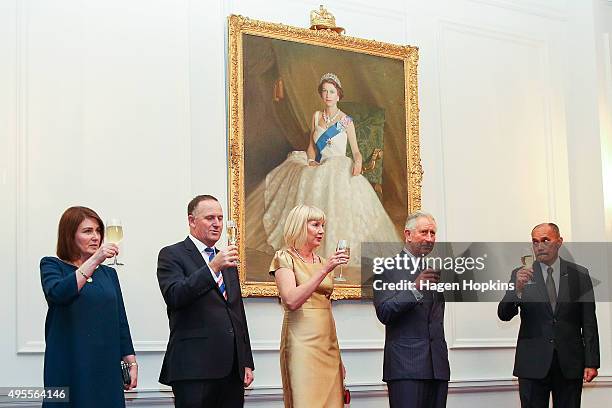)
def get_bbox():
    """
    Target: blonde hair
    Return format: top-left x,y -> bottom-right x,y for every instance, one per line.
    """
283,205 -> 326,250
